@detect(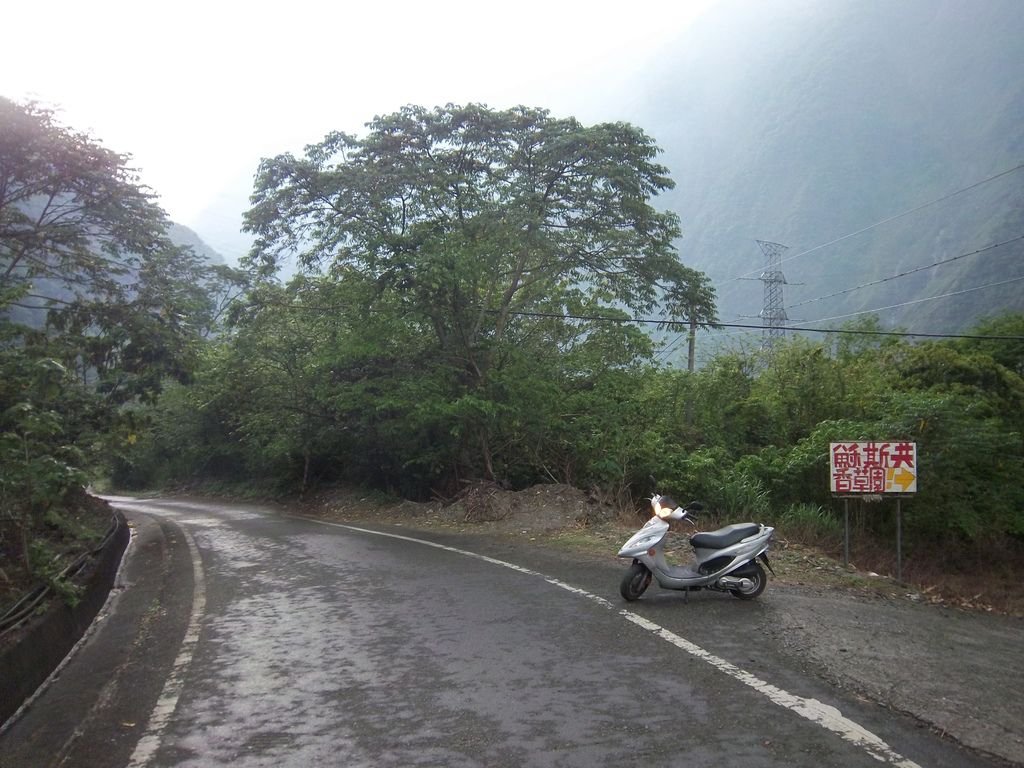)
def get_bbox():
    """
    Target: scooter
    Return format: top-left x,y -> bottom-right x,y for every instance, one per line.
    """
617,494 -> 775,601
